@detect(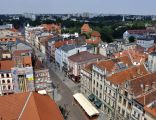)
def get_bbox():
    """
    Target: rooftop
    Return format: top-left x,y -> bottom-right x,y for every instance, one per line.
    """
127,29 -> 154,34
68,51 -> 105,63
94,56 -> 133,73
0,92 -> 64,120
59,44 -> 81,52
81,23 -> 90,33
13,50 -> 32,56
107,64 -> 148,85
0,60 -> 15,71
129,73 -> 156,96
